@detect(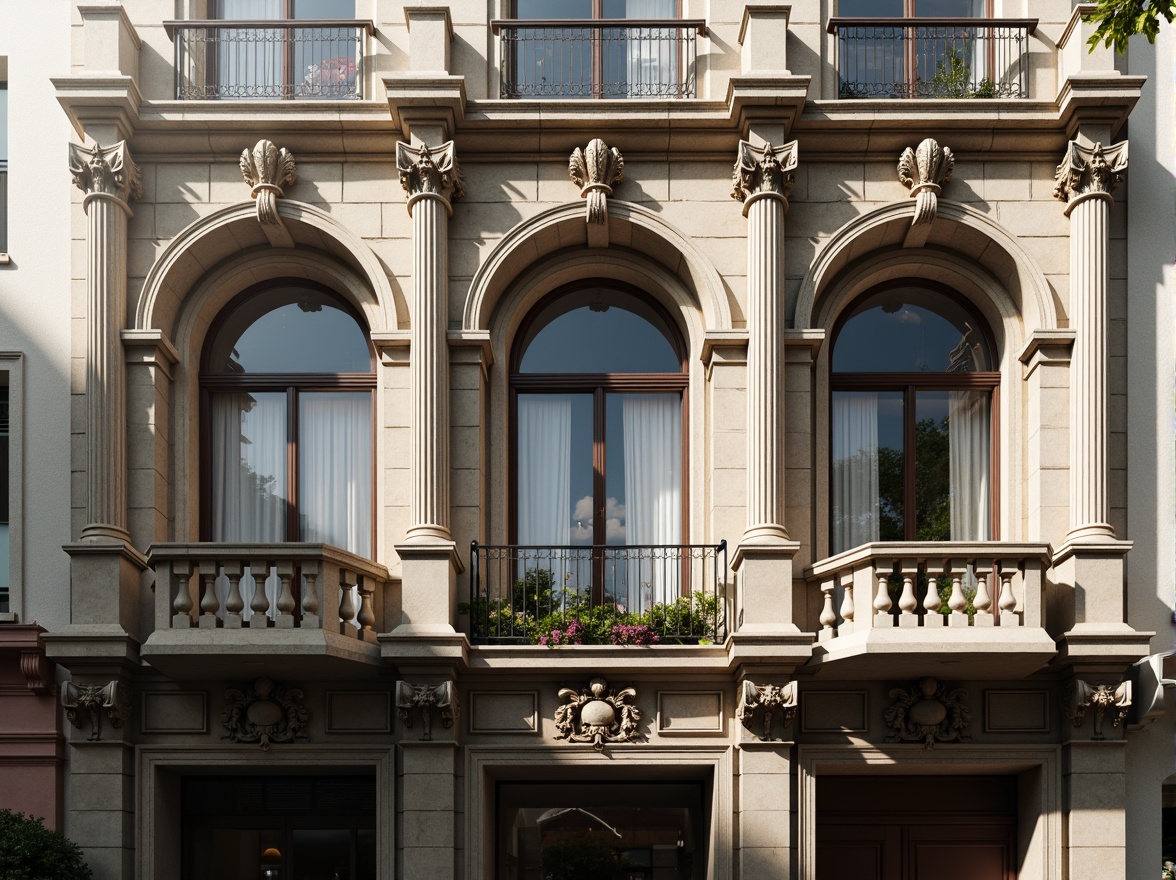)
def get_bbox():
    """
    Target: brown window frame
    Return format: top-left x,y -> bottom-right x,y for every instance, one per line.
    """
829,282 -> 1000,544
